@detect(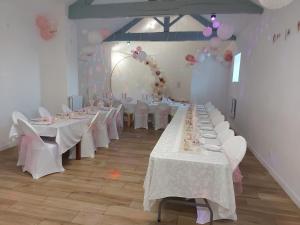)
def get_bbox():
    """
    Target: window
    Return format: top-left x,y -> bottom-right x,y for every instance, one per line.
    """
232,52 -> 241,83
